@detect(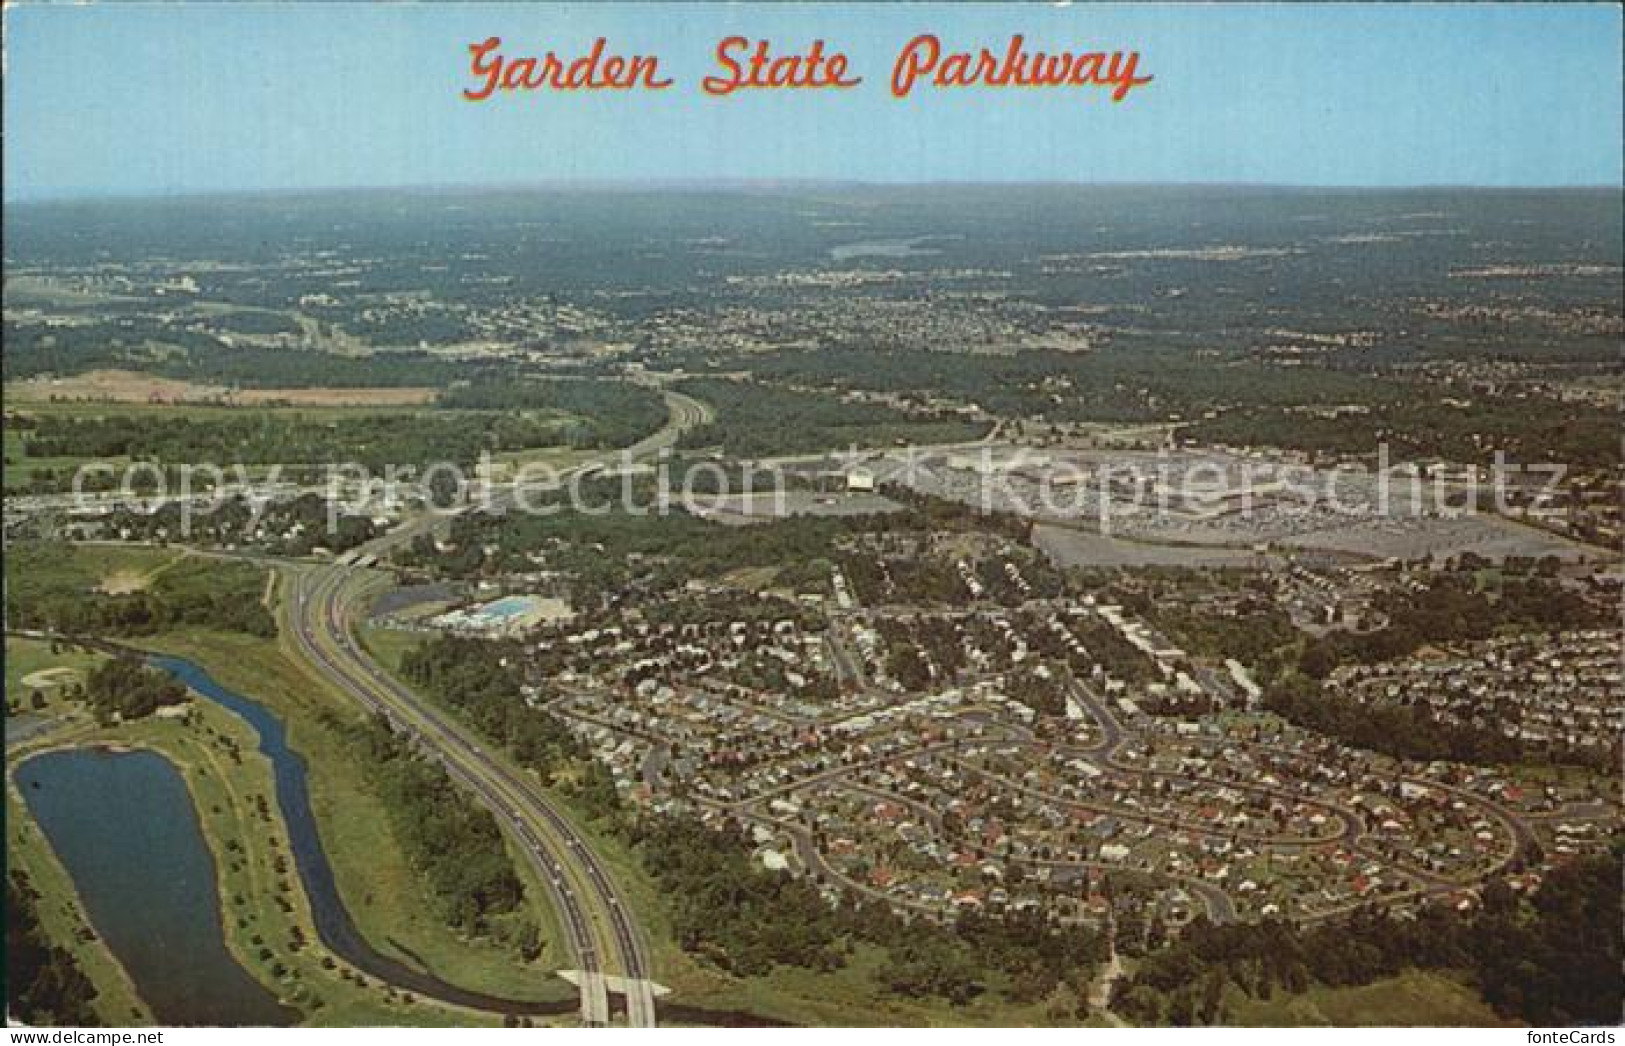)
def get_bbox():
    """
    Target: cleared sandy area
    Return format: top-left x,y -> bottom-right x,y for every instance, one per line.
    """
9,369 -> 435,407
